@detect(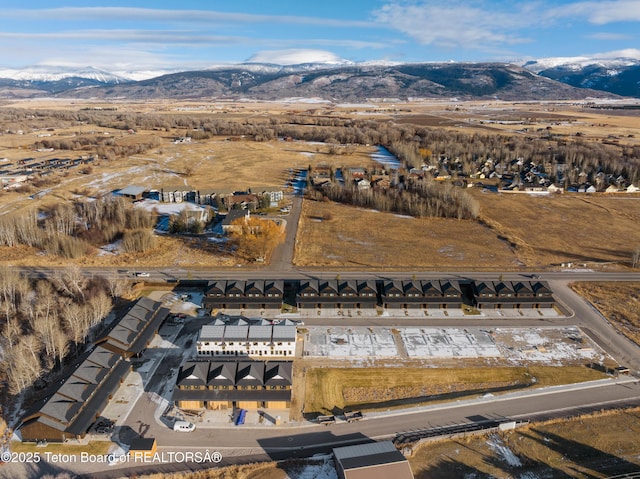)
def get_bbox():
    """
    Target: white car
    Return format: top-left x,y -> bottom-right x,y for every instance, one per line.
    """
135,272 -> 150,278
173,420 -> 195,432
